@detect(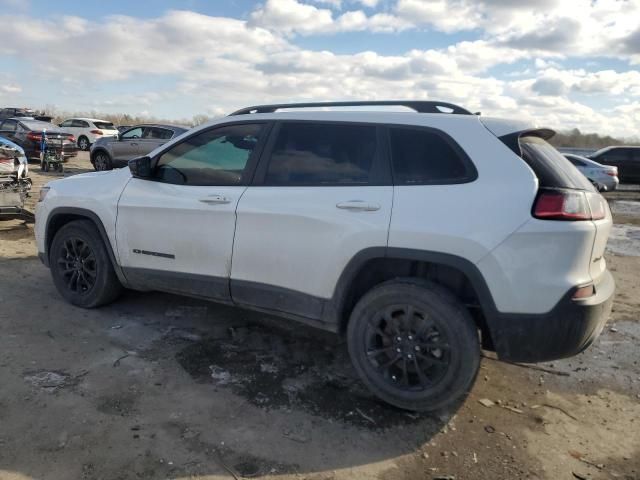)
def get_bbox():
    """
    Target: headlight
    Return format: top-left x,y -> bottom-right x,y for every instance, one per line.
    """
38,186 -> 50,202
